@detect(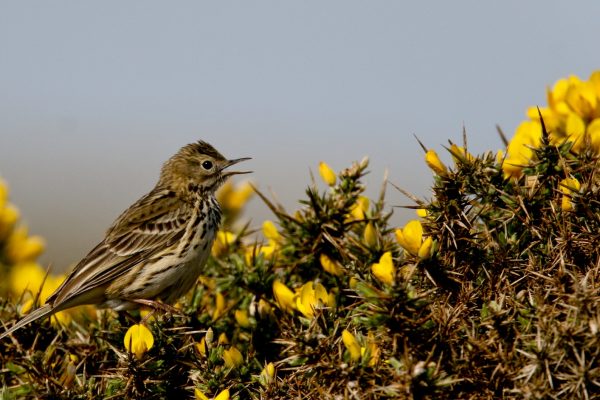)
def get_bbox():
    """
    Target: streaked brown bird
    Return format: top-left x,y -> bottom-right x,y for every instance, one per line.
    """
0,141 -> 250,339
